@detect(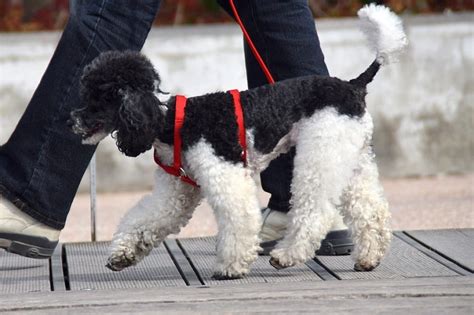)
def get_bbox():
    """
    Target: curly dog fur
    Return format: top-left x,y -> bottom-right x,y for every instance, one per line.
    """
70,5 -> 407,279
